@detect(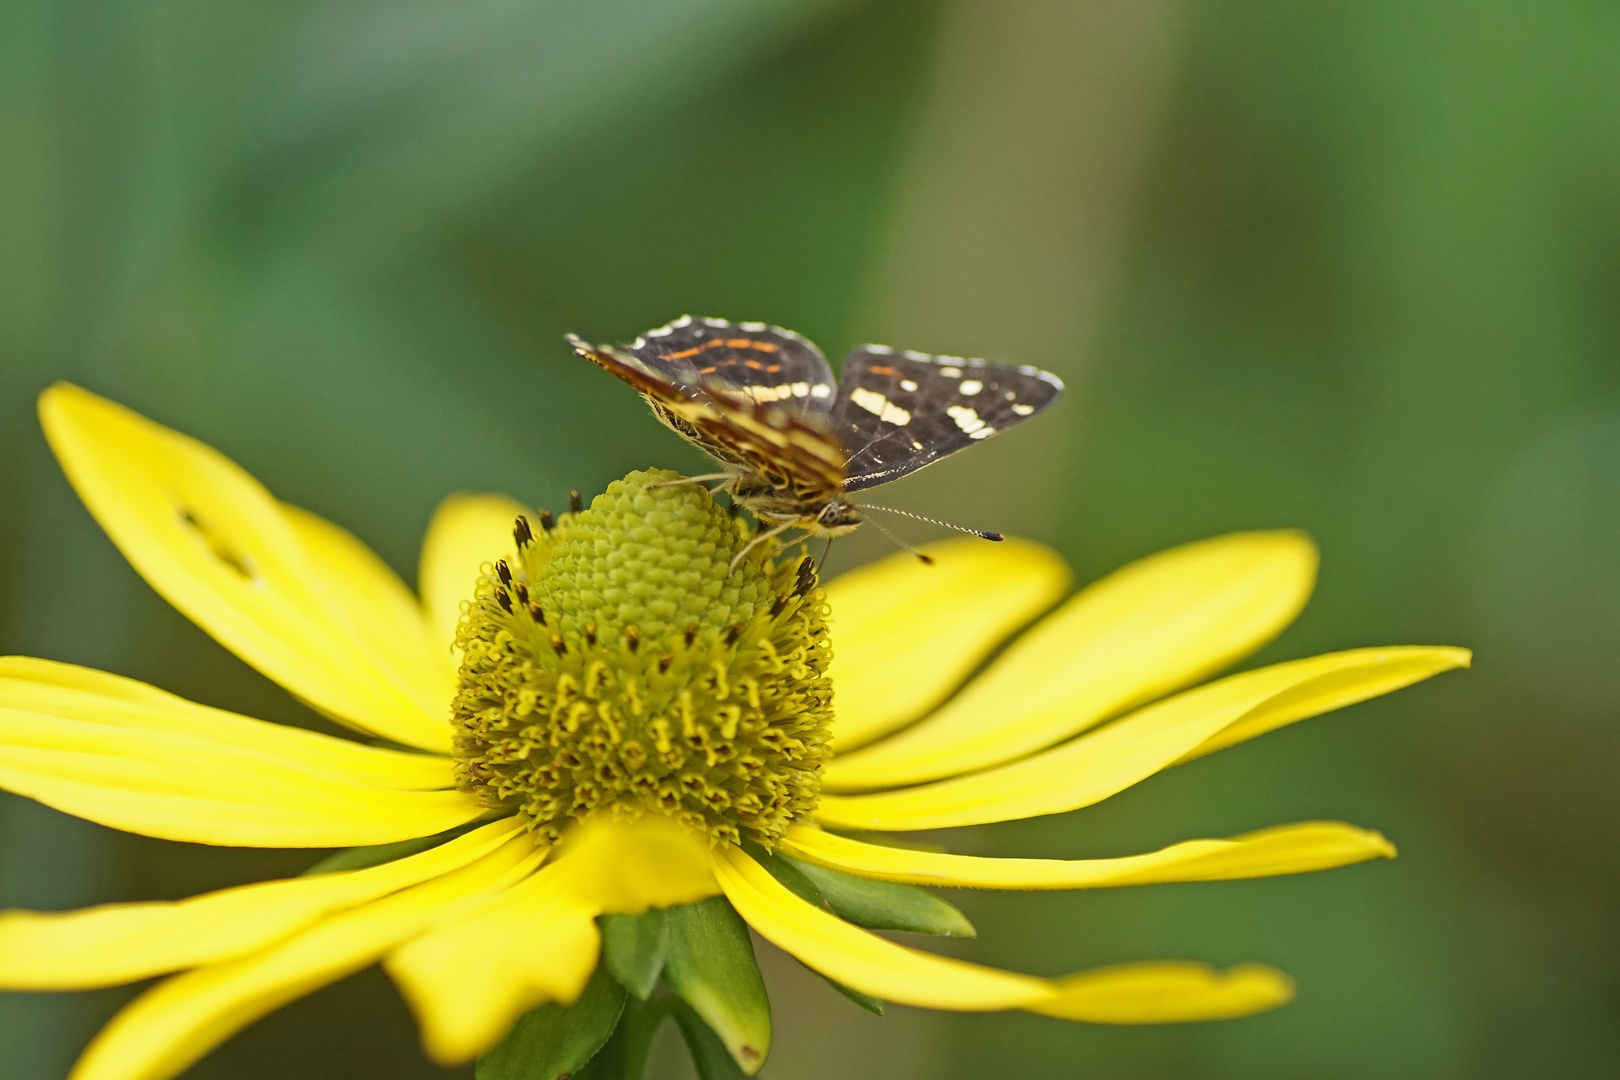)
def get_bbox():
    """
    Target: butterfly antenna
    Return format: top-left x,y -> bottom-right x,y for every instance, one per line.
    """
819,534 -> 836,572
860,504 -> 1004,543
860,513 -> 937,565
